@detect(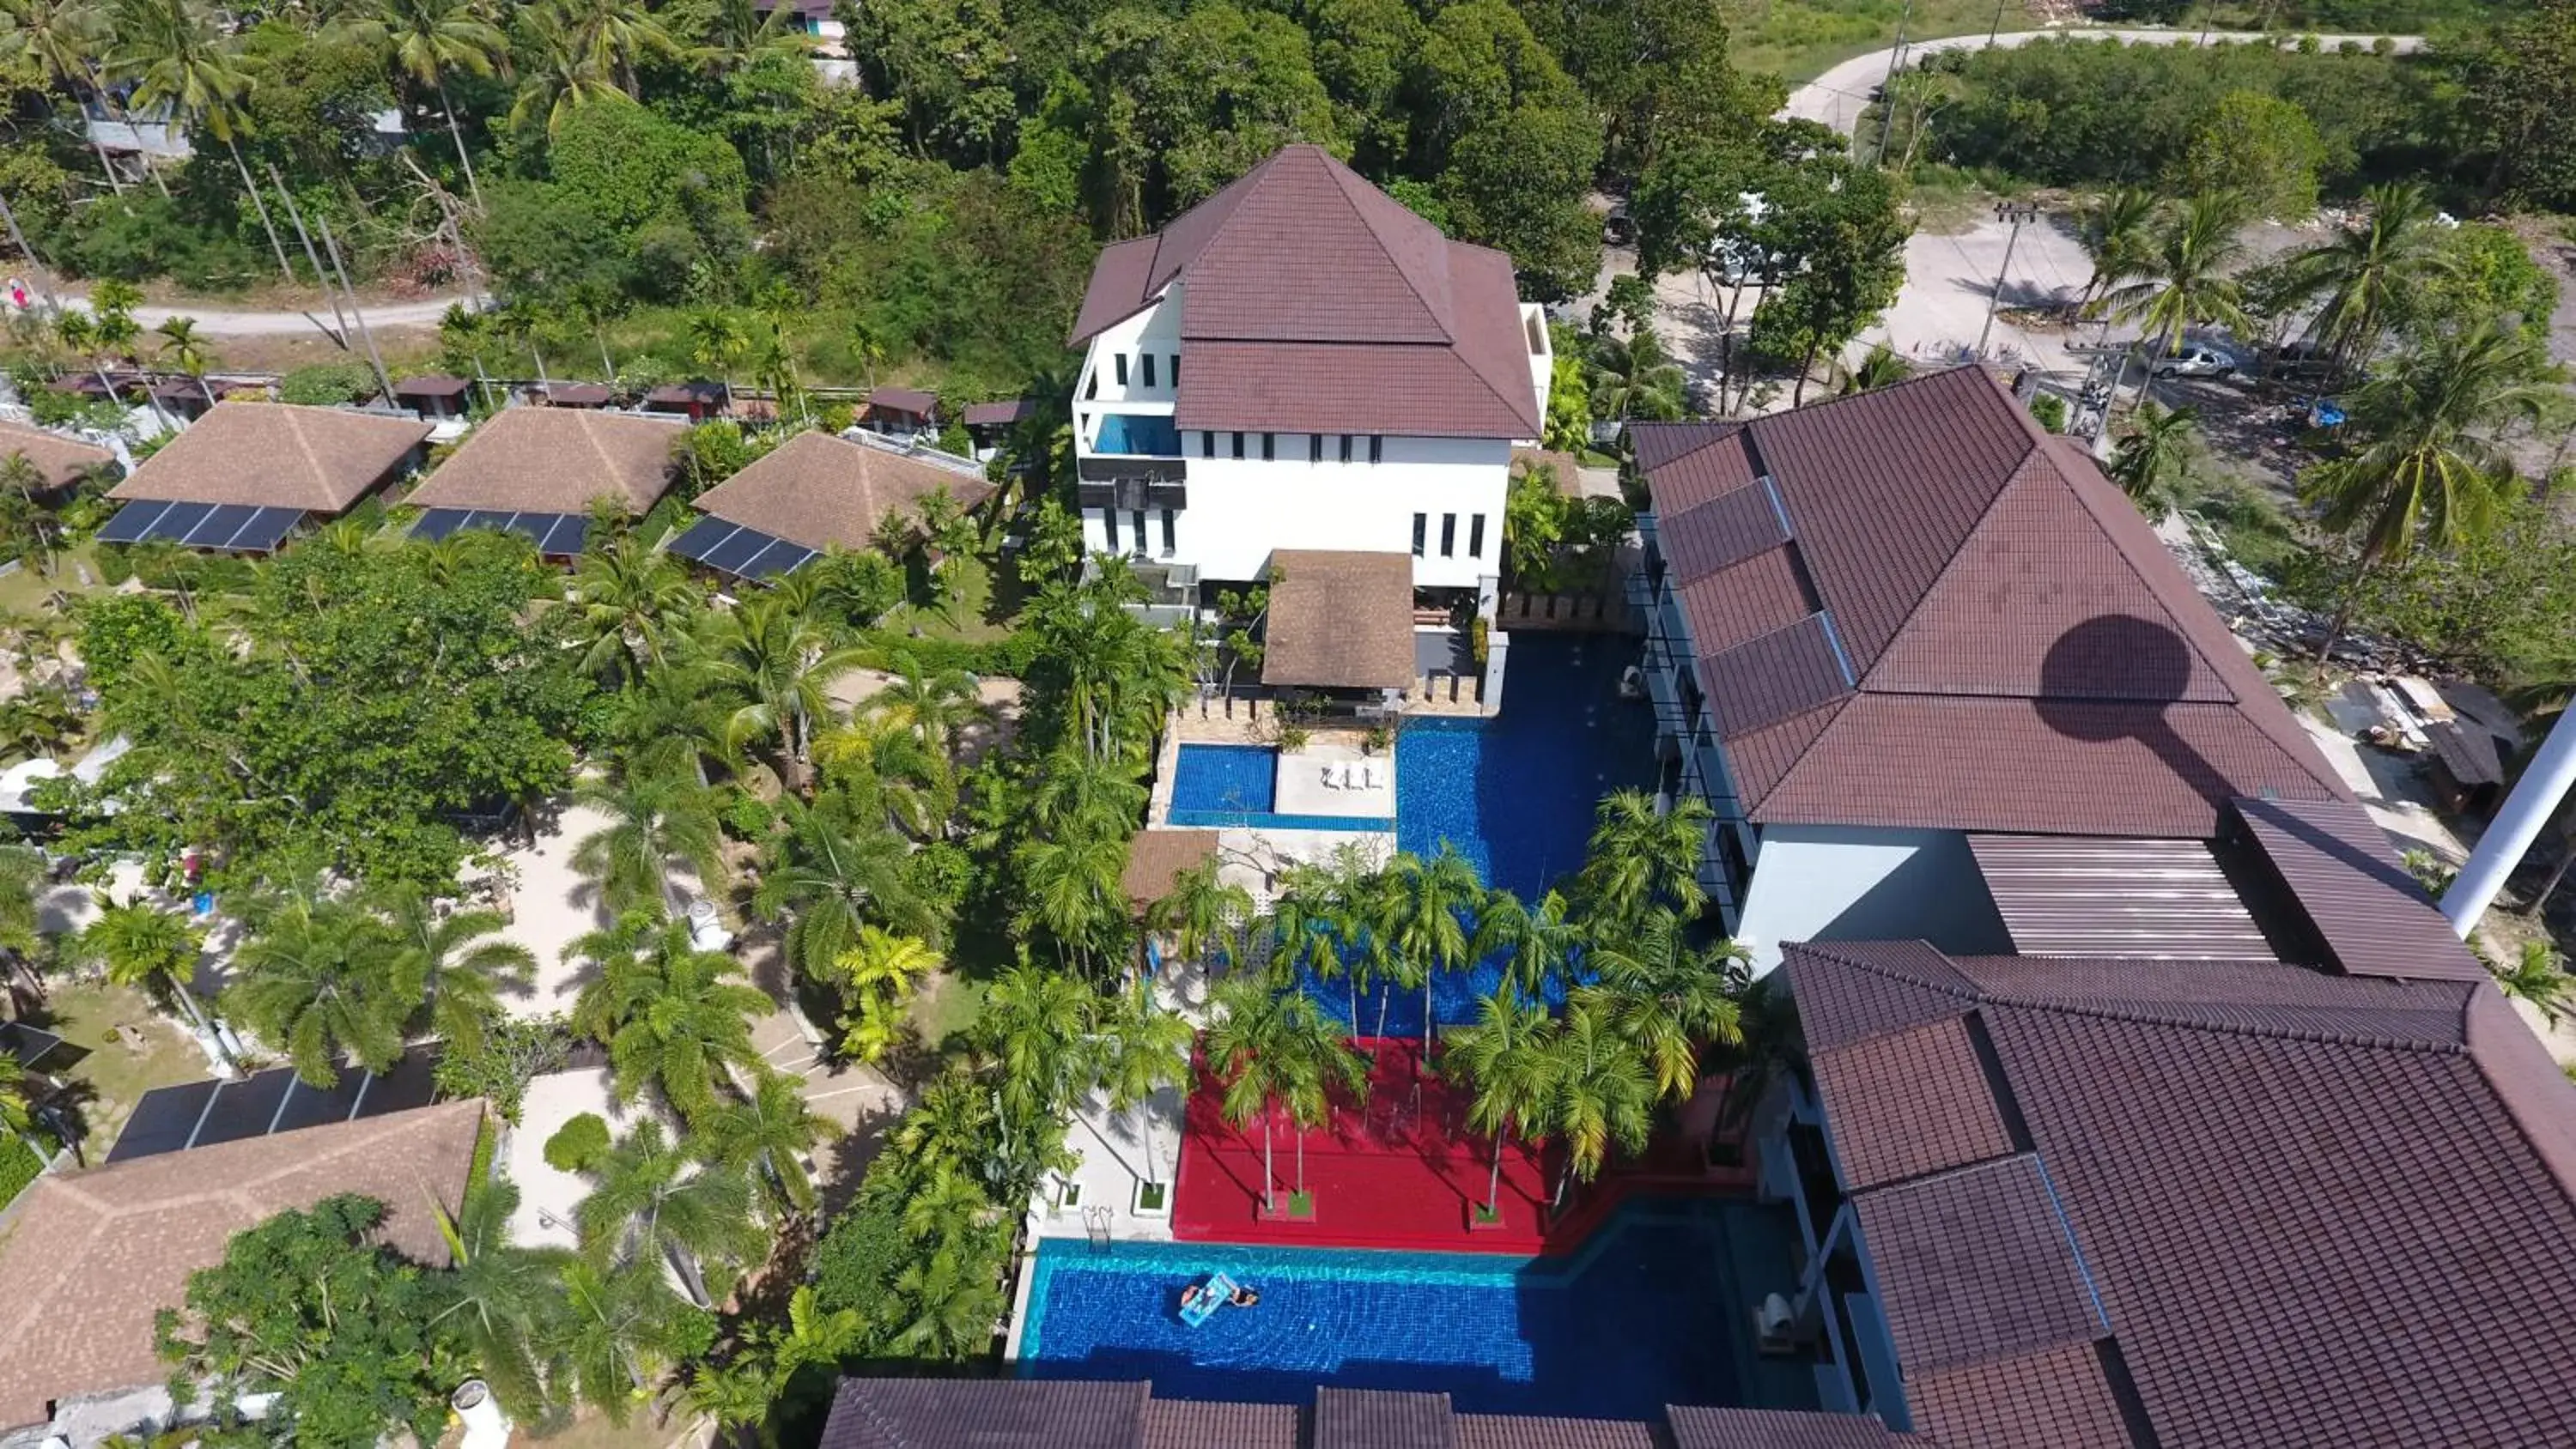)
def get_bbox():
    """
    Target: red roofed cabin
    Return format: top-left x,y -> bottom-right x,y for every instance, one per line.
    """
863,386 -> 939,440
